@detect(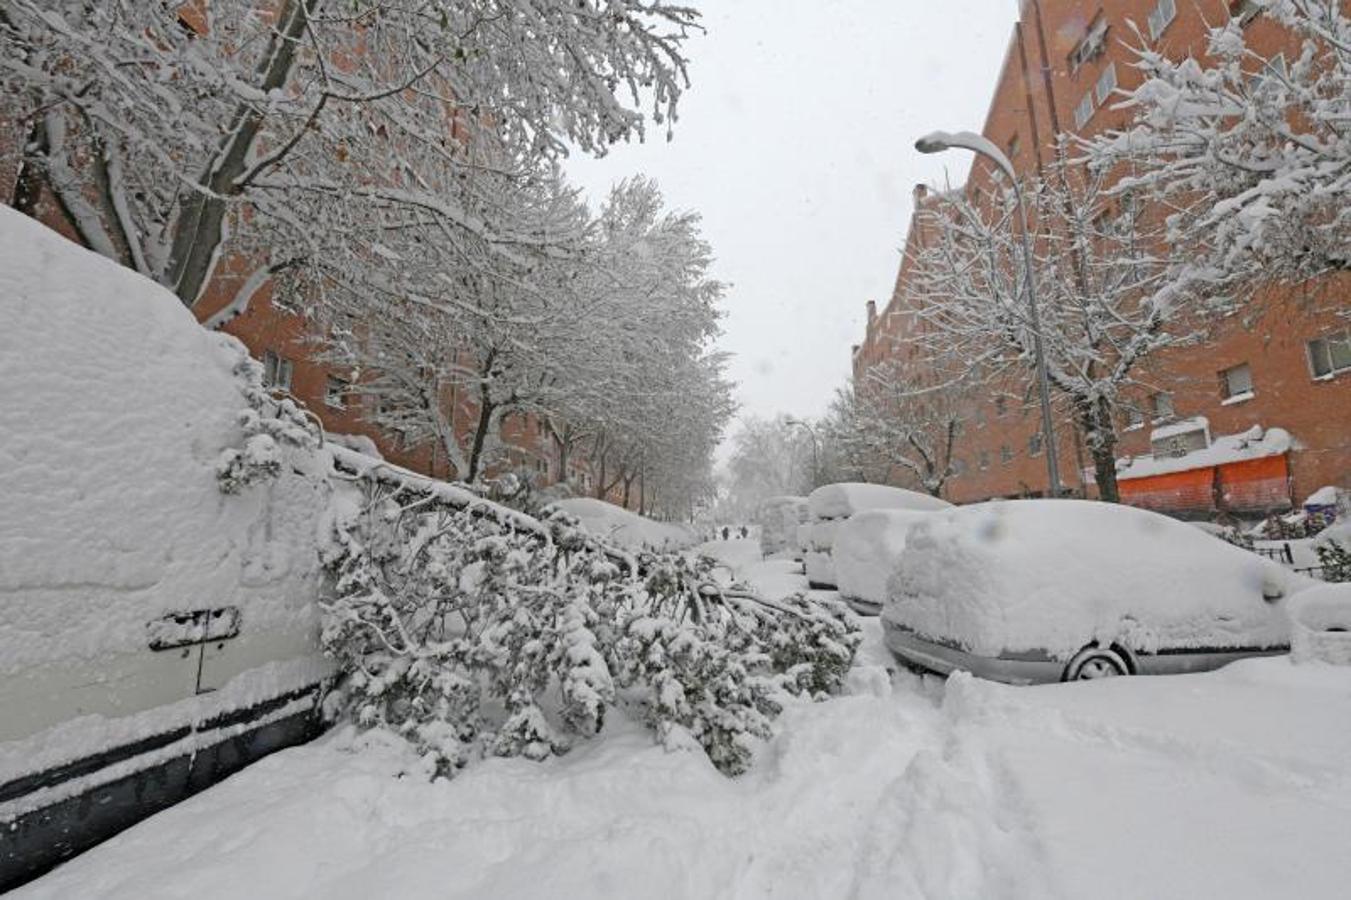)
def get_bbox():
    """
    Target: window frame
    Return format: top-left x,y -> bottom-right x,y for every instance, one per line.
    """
1095,63 -> 1117,105
325,376 -> 351,409
1073,91 -> 1095,130
1308,330 -> 1351,379
262,350 -> 293,392
1219,362 -> 1254,402
1149,391 -> 1174,422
